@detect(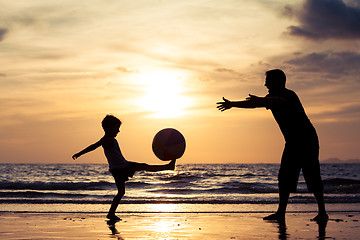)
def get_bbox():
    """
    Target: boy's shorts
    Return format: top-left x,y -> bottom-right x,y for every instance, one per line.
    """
278,142 -> 323,193
110,163 -> 136,183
